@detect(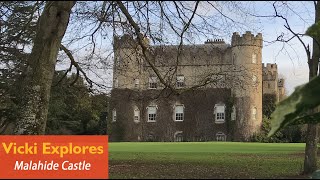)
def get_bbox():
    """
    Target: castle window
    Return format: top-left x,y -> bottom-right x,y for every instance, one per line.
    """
114,78 -> 119,88
147,105 -> 157,122
176,75 -> 185,88
216,132 -> 226,141
268,83 -> 270,89
175,105 -> 184,121
134,79 -> 139,88
252,53 -> 257,64
214,104 -> 225,123
252,75 -> 257,85
134,107 -> 140,123
231,106 -> 236,121
112,109 -> 117,122
149,76 -> 157,89
174,131 -> 183,142
252,107 -> 257,120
